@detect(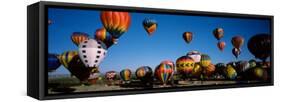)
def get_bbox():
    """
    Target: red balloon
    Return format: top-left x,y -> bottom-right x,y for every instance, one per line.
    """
217,41 -> 226,51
